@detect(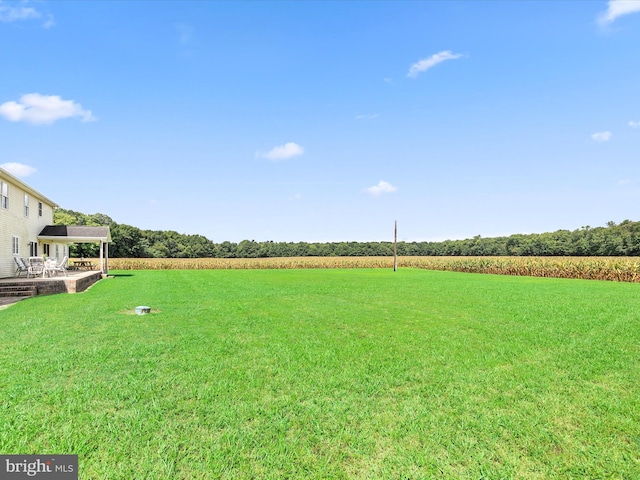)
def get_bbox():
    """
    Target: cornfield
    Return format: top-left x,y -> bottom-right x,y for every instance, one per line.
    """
102,256 -> 640,282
